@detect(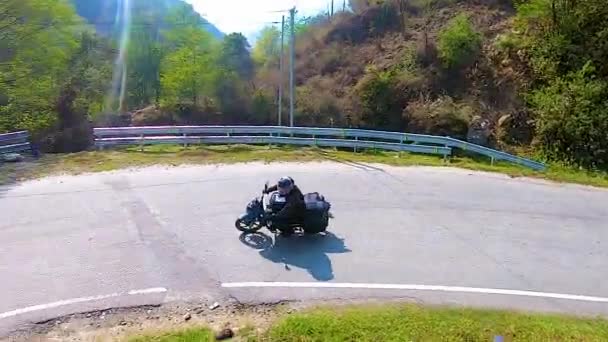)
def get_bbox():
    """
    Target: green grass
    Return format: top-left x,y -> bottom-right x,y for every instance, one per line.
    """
126,304 -> 608,341
2,144 -> 608,188
128,327 -> 214,342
